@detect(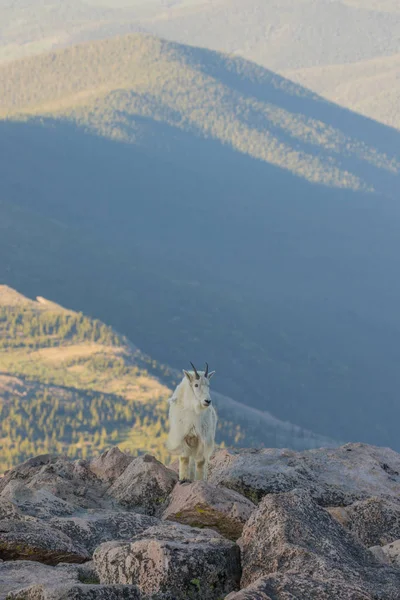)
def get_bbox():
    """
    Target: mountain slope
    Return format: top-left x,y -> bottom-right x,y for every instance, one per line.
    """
1,1 -> 399,130
1,34 -> 399,196
0,286 -> 336,473
1,35 -> 400,450
285,53 -> 400,132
